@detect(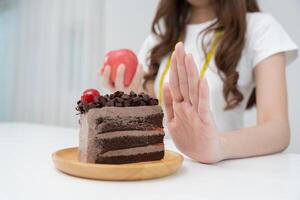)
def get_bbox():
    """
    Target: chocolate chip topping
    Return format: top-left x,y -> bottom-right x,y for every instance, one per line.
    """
76,91 -> 159,114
